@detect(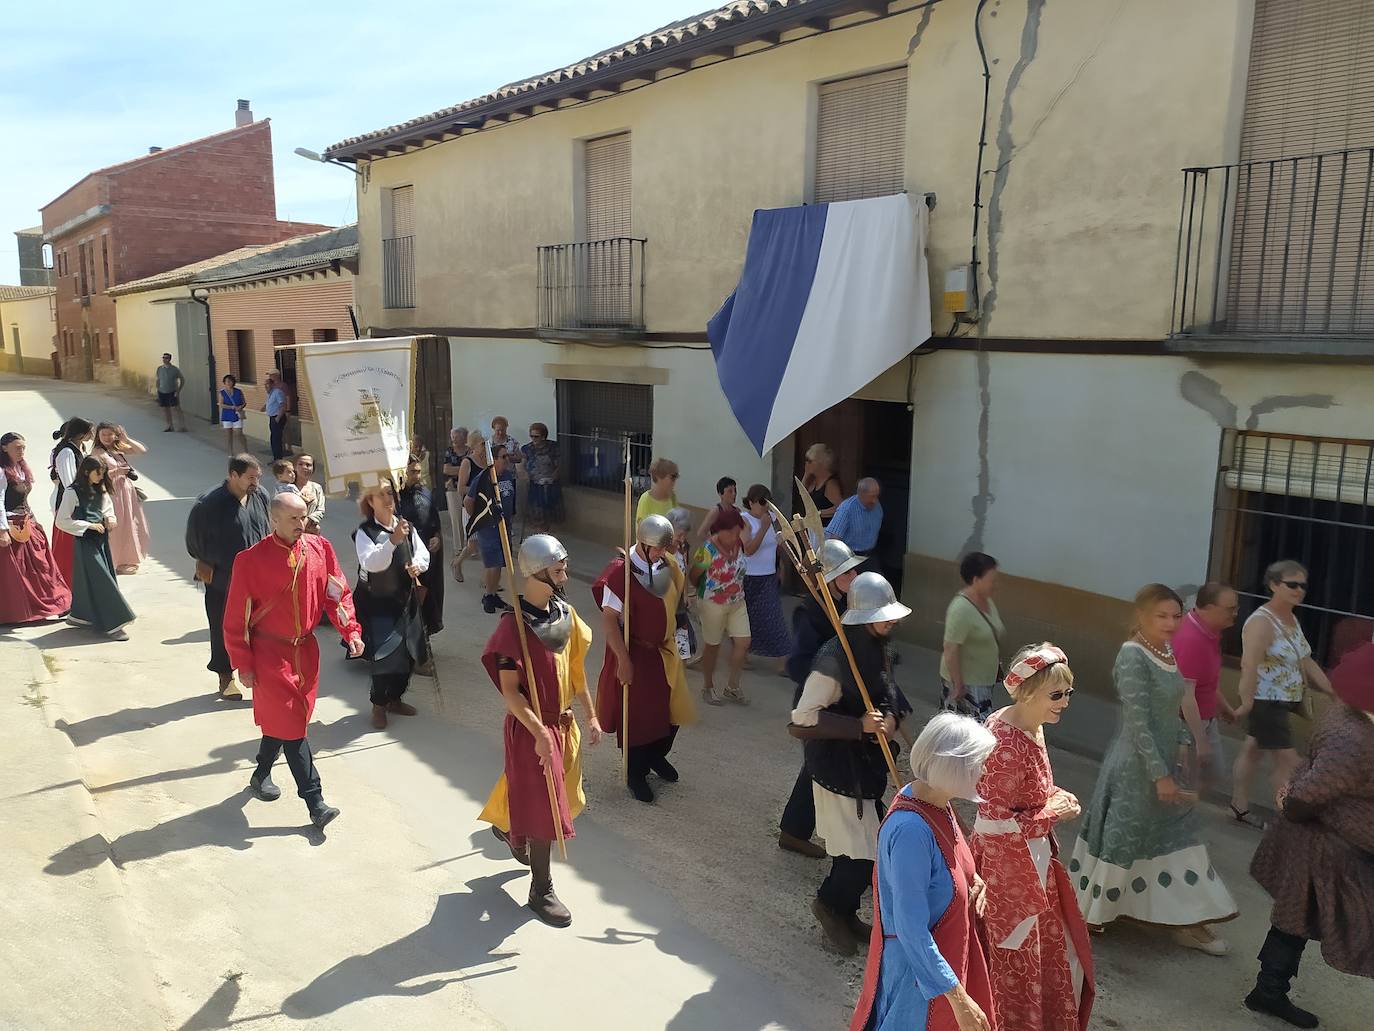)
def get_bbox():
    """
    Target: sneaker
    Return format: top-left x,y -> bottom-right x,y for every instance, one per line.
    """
249,773 -> 281,802
482,594 -> 497,614
1243,989 -> 1319,1029
493,596 -> 514,613
310,804 -> 341,830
